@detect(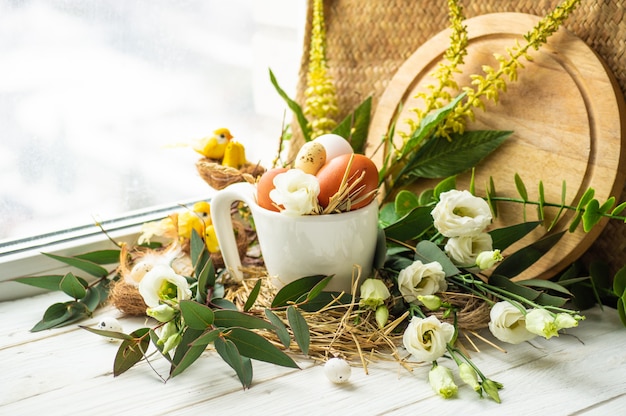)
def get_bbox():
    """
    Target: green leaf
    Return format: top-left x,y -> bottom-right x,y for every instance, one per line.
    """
492,232 -> 564,278
600,196 -> 616,214
214,337 -> 254,389
397,129 -> 512,181
60,272 -> 87,299
488,274 -> 541,301
299,291 -> 350,312
613,265 -> 626,296
384,206 -> 434,241
74,249 -> 121,265
190,328 -> 222,347
191,230 -> 216,300
14,275 -> 64,291
43,252 -> 109,278
414,240 -> 460,277
270,68 -> 310,142
517,279 -> 573,296
264,309 -> 291,348
486,176 -> 498,217
488,221 -> 542,251
394,190 -> 420,217
401,93 -> 465,159
582,199 -> 603,232
271,275 -> 329,308
80,280 -> 108,312
170,328 -> 206,378
213,309 -> 275,330
306,275 -> 333,302
80,325 -> 134,341
31,302 -> 72,332
180,300 -> 215,330
568,211 -> 583,233
31,301 -> 91,332
576,187 -> 595,211
332,96 -> 372,154
534,292 -> 568,307
149,329 -> 172,361
537,181 -> 545,220
224,327 -> 299,369
373,227 -> 388,270
514,173 -> 528,201
114,328 -> 150,377
210,298 -> 239,310
243,279 -> 263,312
287,306 -> 310,355
611,201 -> 626,216
433,176 -> 457,200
